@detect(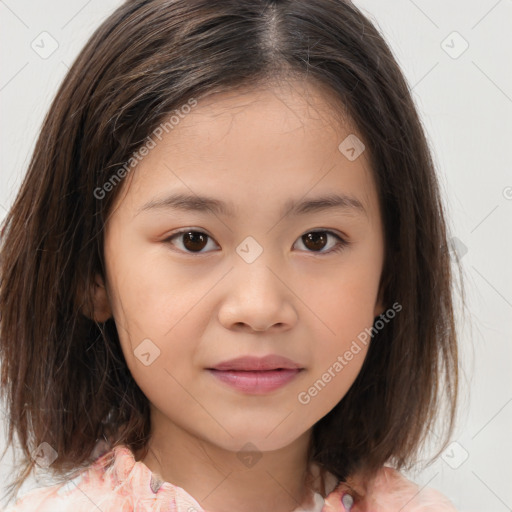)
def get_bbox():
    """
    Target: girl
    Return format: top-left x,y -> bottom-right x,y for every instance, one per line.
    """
0,0 -> 465,511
